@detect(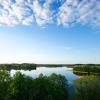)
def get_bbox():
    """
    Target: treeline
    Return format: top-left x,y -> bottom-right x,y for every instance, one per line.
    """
67,64 -> 100,68
38,64 -> 100,68
73,65 -> 100,75
0,63 -> 36,70
0,70 -> 68,100
38,64 -> 63,67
